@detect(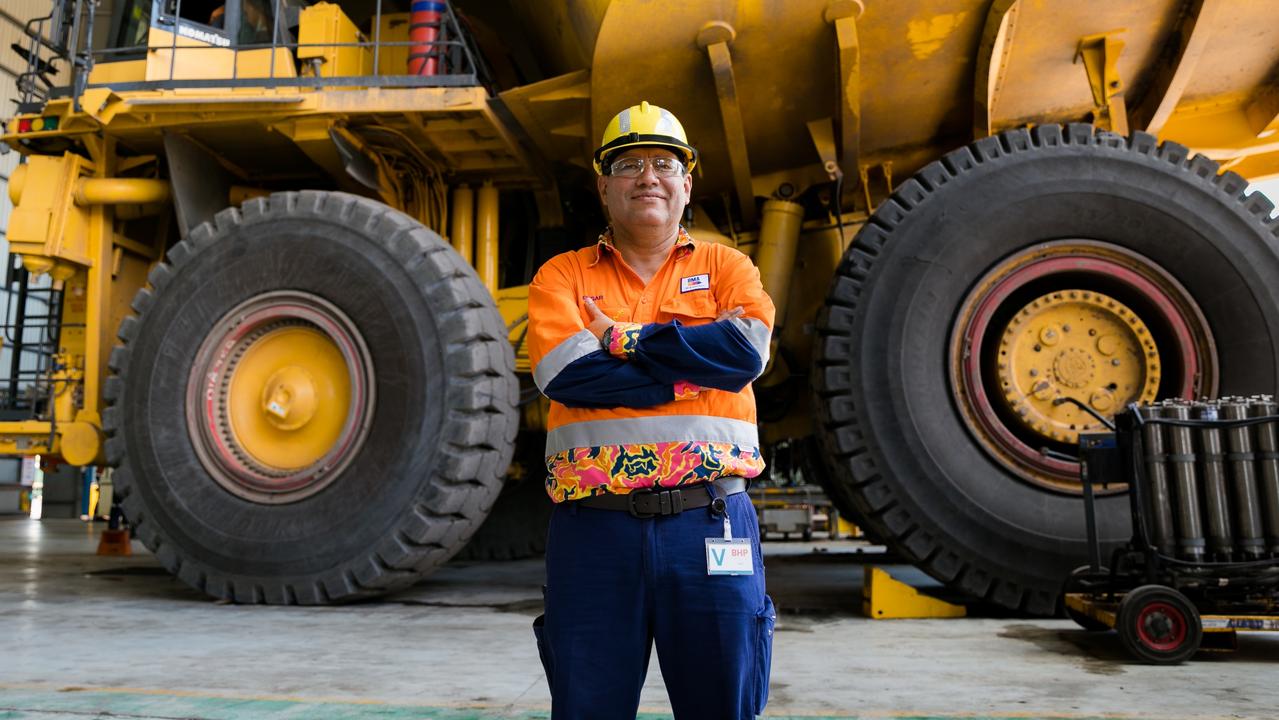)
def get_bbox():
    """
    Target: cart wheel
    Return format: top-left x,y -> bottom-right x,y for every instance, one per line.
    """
1116,585 -> 1202,664
1062,565 -> 1111,631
